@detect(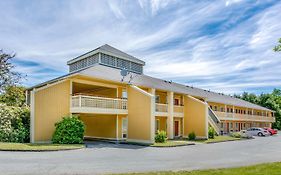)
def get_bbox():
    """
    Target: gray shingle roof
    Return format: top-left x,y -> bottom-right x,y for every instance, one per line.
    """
79,65 -> 274,112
